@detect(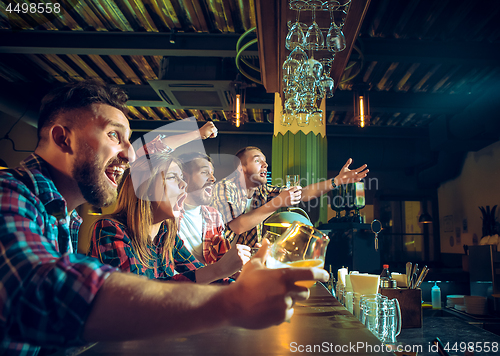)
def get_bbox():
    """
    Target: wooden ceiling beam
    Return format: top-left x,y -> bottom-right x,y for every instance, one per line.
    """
330,0 -> 371,92
0,30 -> 258,57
